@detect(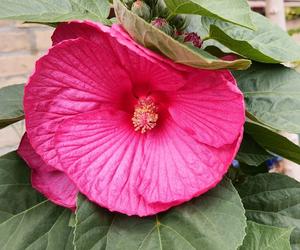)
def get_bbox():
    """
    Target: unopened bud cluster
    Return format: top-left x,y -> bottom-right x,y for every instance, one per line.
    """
128,0 -> 203,49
